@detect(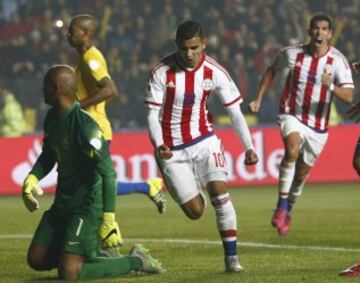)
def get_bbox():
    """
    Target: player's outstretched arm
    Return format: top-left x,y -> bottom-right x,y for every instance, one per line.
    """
322,71 -> 353,104
226,104 -> 258,166
248,65 -> 277,113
